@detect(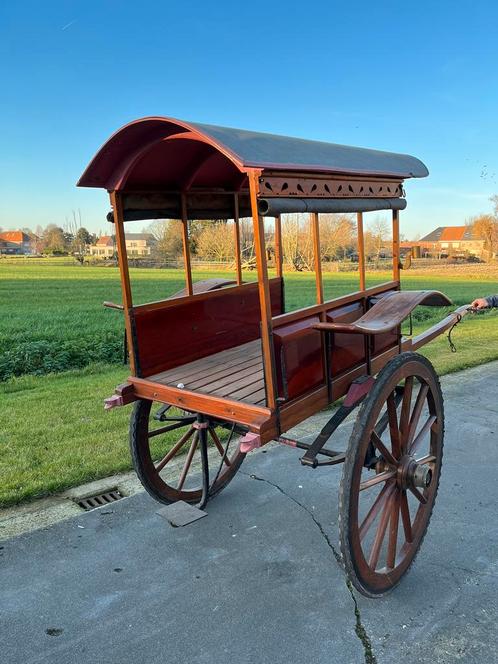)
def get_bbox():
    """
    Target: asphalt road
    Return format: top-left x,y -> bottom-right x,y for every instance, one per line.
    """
2,362 -> 497,664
